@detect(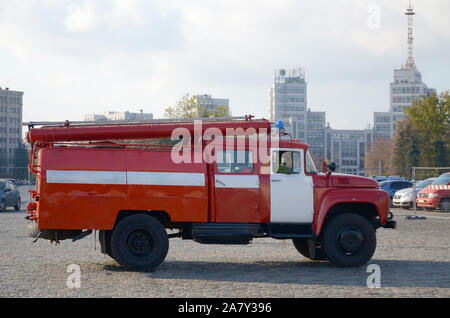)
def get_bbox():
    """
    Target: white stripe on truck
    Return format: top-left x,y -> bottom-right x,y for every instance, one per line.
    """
47,170 -> 127,185
127,171 -> 205,186
46,170 -> 205,187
